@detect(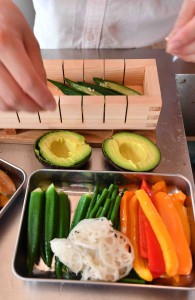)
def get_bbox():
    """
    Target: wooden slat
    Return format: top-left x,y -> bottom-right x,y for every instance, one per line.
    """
0,111 -> 19,129
84,59 -> 104,83
17,112 -> 40,125
44,59 -> 64,96
144,64 -> 162,96
124,59 -> 148,86
60,95 -> 83,127
63,60 -> 84,82
82,96 -> 104,126
0,129 -> 156,145
104,96 -> 127,125
39,97 -> 61,126
104,59 -> 125,84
